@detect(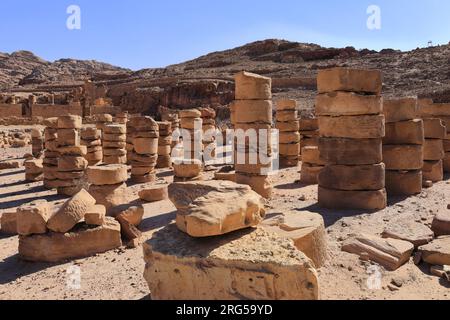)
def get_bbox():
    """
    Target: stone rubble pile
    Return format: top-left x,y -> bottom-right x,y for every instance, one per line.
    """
276,99 -> 300,168
317,67 -> 387,210
233,71 -> 273,199
383,98 -> 424,195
